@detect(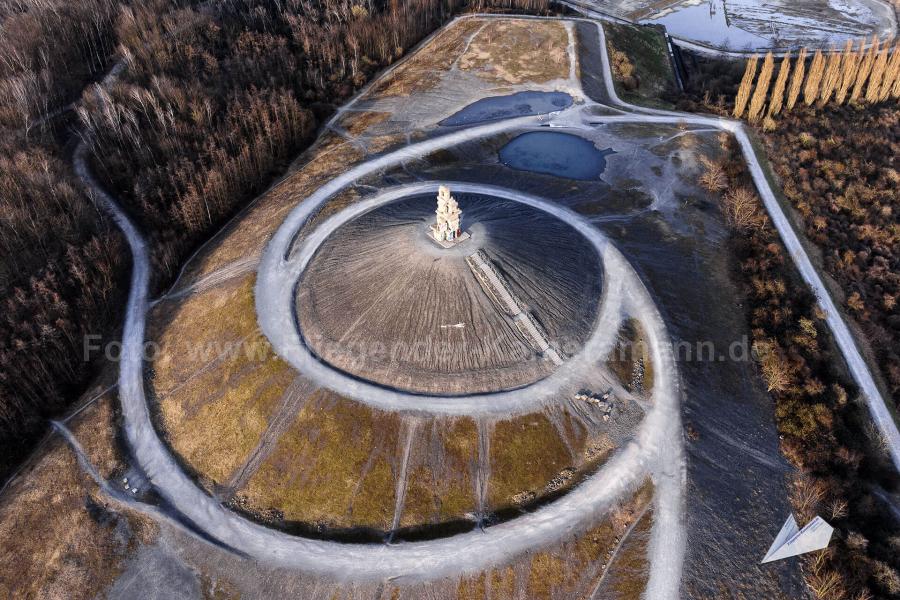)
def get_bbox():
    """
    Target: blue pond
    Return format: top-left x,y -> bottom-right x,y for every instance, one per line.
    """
499,131 -> 614,180
439,91 -> 573,126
